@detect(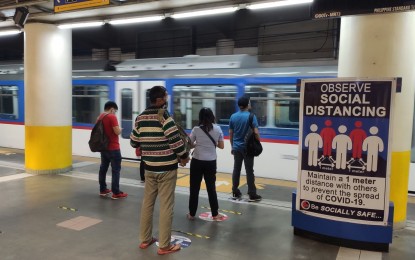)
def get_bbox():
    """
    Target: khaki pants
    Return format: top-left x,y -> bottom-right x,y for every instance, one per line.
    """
140,169 -> 177,248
